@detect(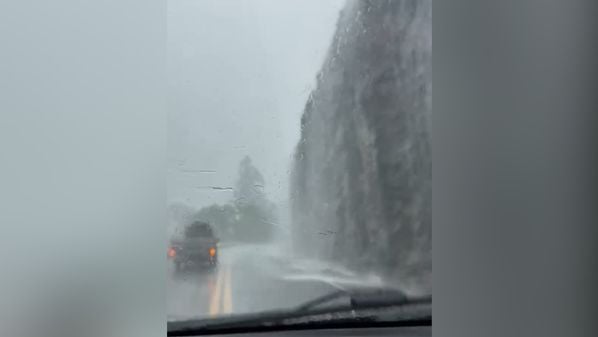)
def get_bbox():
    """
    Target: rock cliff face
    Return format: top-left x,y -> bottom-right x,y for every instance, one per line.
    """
290,0 -> 431,293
